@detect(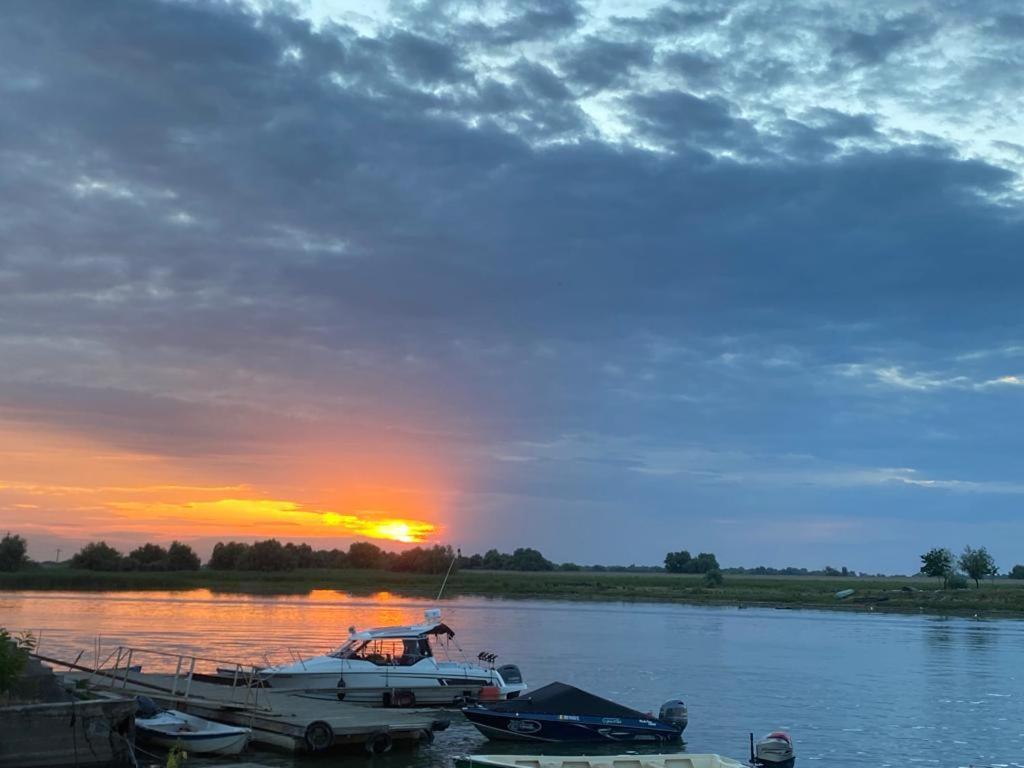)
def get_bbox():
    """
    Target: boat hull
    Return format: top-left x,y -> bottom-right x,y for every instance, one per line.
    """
463,707 -> 685,743
220,666 -> 527,705
135,710 -> 251,756
136,727 -> 250,755
455,754 -> 746,768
